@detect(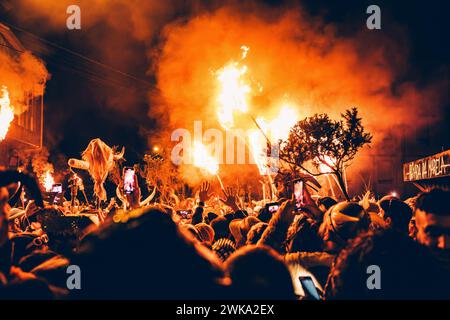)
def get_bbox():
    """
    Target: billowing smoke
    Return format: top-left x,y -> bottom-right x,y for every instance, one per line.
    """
9,1 -> 448,190
0,50 -> 47,114
153,5 -> 445,135
150,5 -> 447,185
